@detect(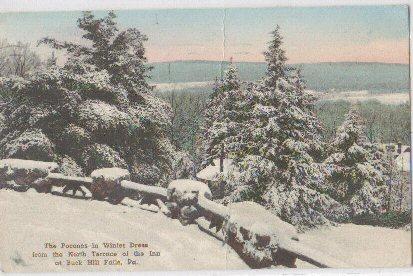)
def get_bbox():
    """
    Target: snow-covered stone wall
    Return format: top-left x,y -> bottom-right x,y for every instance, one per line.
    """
0,158 -> 347,269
